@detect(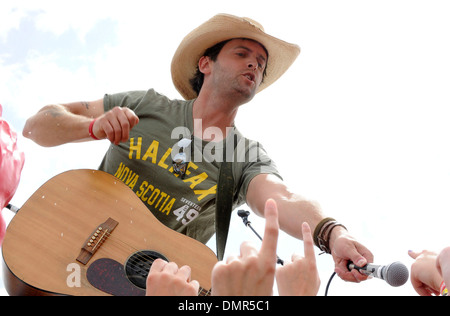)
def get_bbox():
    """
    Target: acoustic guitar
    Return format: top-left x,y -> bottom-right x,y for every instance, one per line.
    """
2,169 -> 218,296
